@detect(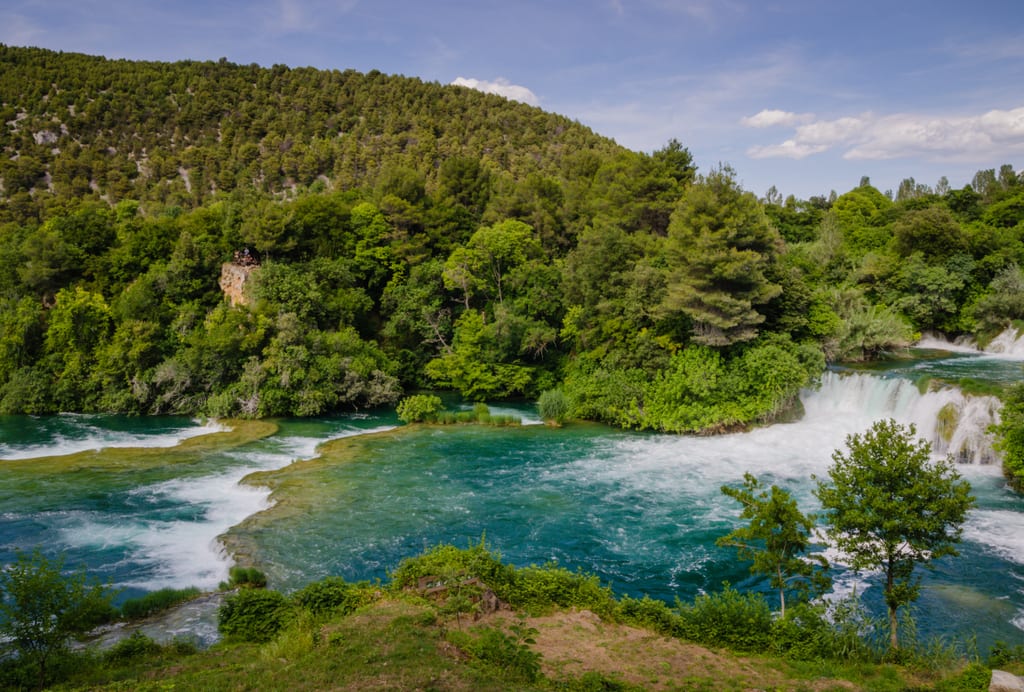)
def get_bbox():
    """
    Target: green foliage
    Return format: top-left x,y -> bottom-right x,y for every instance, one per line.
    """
105,630 -> 162,662
816,419 -> 975,651
120,586 -> 201,620
396,394 -> 444,423
988,640 -> 1024,667
217,588 -> 293,643
662,165 -> 783,346
291,576 -> 370,617
537,388 -> 570,425
675,583 -> 774,651
509,564 -> 617,617
717,473 -> 829,616
220,566 -> 268,590
935,662 -> 992,692
994,383 -> 1024,491
615,594 -> 684,637
456,621 -> 542,683
768,600 -> 874,662
389,540 -> 514,595
0,550 -> 116,688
